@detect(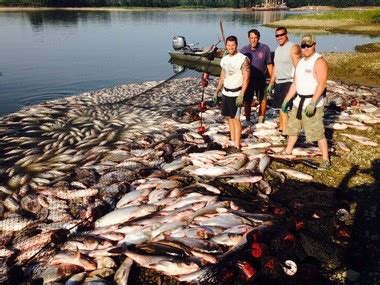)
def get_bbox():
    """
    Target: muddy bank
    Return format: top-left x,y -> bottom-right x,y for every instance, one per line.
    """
324,50 -> 380,87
